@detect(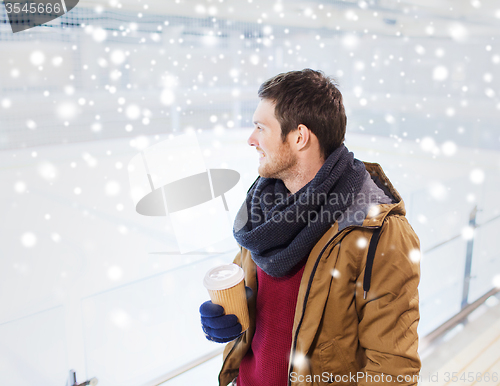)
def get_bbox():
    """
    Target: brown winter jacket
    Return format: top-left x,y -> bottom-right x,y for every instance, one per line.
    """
219,162 -> 421,386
